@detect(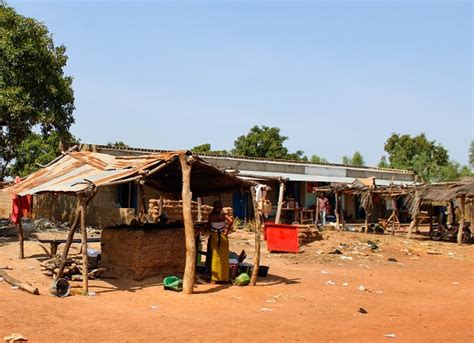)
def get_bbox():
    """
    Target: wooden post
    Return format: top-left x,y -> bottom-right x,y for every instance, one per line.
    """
138,182 -> 146,222
340,193 -> 346,231
334,192 -> 340,231
364,211 -> 370,234
275,181 -> 285,224
17,220 -> 24,259
180,154 -> 196,294
159,196 -> 164,216
315,195 -> 320,226
407,190 -> 420,239
250,186 -> 261,286
457,195 -> 466,244
80,196 -> 89,294
391,196 -> 397,235
197,197 -> 202,222
56,201 -> 82,280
